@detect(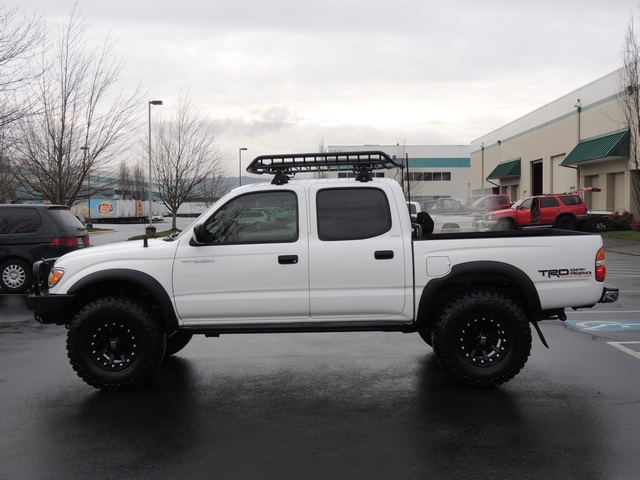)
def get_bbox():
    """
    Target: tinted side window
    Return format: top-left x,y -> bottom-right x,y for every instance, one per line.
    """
540,197 -> 560,208
559,195 -> 582,206
48,208 -> 86,232
203,191 -> 298,244
496,196 -> 508,206
317,188 -> 391,241
0,207 -> 42,234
